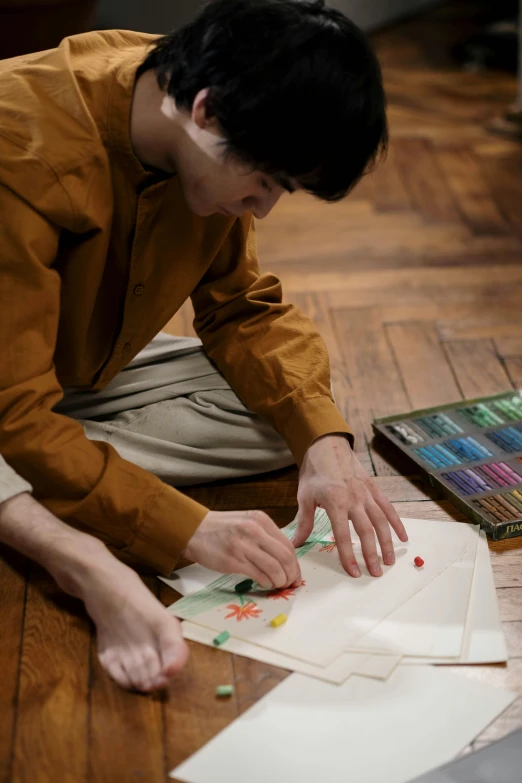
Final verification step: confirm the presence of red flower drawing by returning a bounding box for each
[320,541,337,553]
[225,601,263,621]
[266,580,306,601]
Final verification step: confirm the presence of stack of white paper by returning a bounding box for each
[163,515,506,681]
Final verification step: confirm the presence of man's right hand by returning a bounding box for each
[183,510,301,589]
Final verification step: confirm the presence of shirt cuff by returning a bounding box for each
[282,396,355,466]
[0,456,33,505]
[123,483,209,576]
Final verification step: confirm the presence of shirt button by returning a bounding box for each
[121,342,131,355]
[133,284,145,296]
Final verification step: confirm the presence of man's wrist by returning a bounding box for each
[0,492,108,597]
[309,432,353,450]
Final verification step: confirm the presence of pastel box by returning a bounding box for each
[372,391,522,541]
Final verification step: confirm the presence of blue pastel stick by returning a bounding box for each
[414,448,438,468]
[431,444,457,466]
[424,445,448,467]
[429,447,452,466]
[417,447,444,468]
[433,443,461,465]
[467,437,492,457]
[489,431,518,452]
[447,439,474,460]
[505,427,522,447]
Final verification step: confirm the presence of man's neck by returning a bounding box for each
[130,68,179,175]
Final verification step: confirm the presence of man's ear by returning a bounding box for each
[192,88,220,131]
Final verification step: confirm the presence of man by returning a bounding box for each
[0,0,408,692]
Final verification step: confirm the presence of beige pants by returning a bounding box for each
[54,333,295,486]
[1,334,294,502]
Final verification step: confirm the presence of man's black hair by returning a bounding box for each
[138,0,388,201]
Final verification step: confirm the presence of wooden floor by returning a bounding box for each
[2,2,522,781]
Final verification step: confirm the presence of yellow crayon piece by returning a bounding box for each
[270,613,287,628]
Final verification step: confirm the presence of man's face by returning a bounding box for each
[162,89,296,219]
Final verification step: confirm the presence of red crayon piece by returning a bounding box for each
[414,556,424,568]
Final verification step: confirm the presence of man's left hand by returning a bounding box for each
[294,434,408,578]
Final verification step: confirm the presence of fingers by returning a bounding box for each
[245,511,301,588]
[292,496,316,548]
[350,507,382,577]
[365,499,395,567]
[260,536,301,587]
[374,490,409,542]
[242,542,300,590]
[326,503,361,578]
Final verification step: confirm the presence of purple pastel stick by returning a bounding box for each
[464,469,490,491]
[446,471,475,495]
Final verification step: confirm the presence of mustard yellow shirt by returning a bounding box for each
[0,30,352,574]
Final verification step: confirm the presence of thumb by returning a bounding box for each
[292,496,316,548]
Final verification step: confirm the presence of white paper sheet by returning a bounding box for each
[170,667,516,783]
[160,564,223,597]
[181,621,369,684]
[355,653,403,679]
[171,518,471,667]
[348,524,479,658]
[404,531,507,665]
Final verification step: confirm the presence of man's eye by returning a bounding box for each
[260,178,271,192]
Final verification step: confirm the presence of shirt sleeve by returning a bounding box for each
[191,214,354,465]
[0,182,207,576]
[0,455,32,505]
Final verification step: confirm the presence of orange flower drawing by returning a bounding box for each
[266,580,306,600]
[320,542,337,553]
[225,601,263,621]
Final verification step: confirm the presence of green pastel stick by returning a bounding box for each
[216,685,234,697]
[213,631,230,646]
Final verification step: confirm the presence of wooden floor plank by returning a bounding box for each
[391,500,467,523]
[11,566,91,783]
[504,358,522,389]
[386,321,462,408]
[437,148,509,235]
[366,140,413,212]
[164,642,237,776]
[394,137,461,223]
[438,318,522,342]
[444,339,513,397]
[0,550,27,783]
[87,577,167,783]
[332,307,412,475]
[494,337,522,358]
[498,588,522,622]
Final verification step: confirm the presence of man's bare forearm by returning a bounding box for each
[0,492,107,597]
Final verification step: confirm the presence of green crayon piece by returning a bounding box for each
[213,631,230,646]
[216,685,234,697]
[235,579,254,594]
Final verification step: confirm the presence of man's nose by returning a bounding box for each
[252,189,283,220]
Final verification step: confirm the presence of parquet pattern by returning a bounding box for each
[1,2,521,781]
